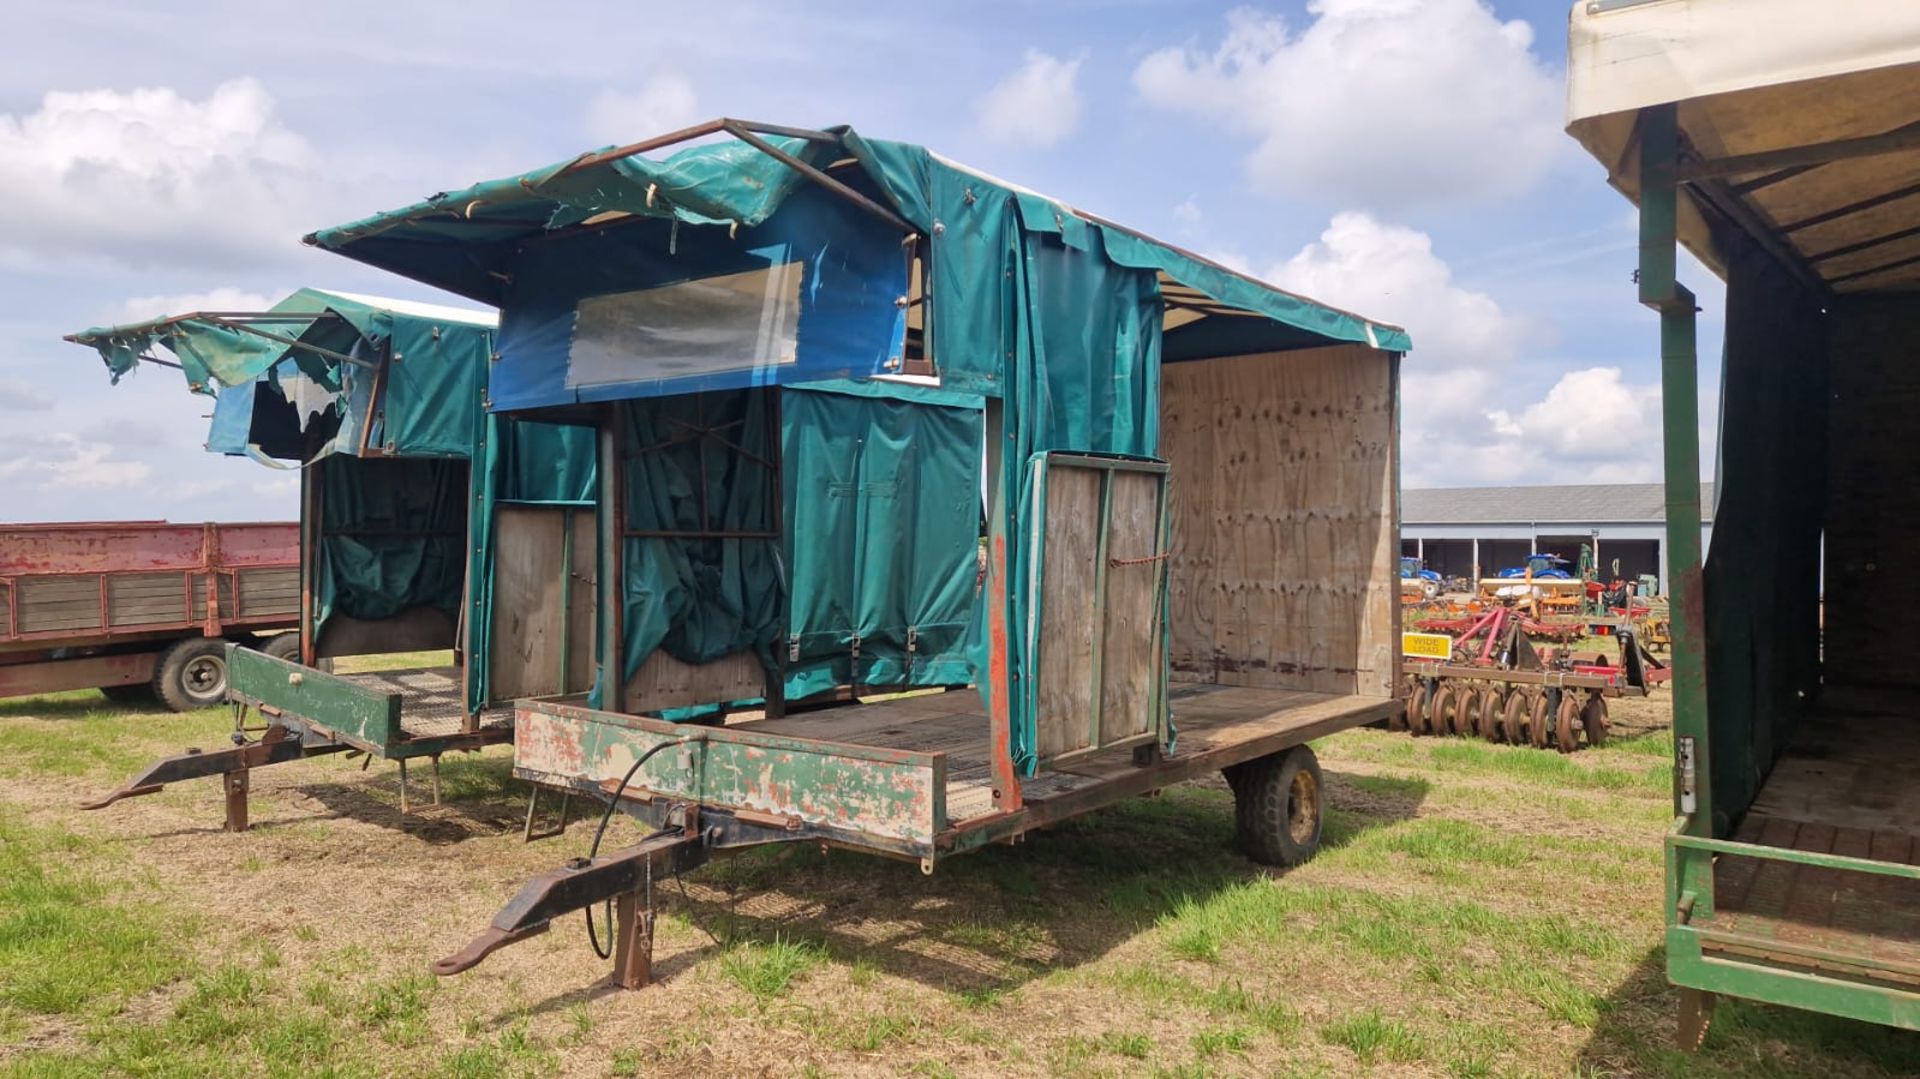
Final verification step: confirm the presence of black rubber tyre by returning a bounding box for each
[100,683,154,704]
[152,638,229,712]
[1228,745,1325,867]
[260,632,301,663]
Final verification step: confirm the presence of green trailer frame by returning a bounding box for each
[1569,0,1920,1040]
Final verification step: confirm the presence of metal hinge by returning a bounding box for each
[1677,735,1697,815]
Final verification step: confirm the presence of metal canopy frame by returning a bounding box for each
[64,310,377,374]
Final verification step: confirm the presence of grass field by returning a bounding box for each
[1,674,1915,1077]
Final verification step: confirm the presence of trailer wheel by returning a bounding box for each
[260,632,300,663]
[1581,694,1609,748]
[153,639,229,712]
[1231,745,1324,867]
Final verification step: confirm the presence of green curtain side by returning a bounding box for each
[315,456,468,630]
[1701,229,1828,836]
[783,386,982,698]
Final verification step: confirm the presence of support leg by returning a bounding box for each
[430,755,442,807]
[223,768,250,833]
[1676,987,1715,1051]
[612,889,655,989]
[398,759,410,815]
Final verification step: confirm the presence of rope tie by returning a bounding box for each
[1109,550,1171,568]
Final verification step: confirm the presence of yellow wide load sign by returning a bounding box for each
[1402,632,1452,659]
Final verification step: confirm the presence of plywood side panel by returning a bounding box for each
[1161,345,1397,698]
[624,647,766,714]
[567,511,597,694]
[1034,466,1103,760]
[1098,470,1162,744]
[1164,365,1218,683]
[490,505,597,702]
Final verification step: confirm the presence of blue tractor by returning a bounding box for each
[1497,553,1575,579]
[1401,555,1443,598]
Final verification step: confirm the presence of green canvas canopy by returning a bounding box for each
[68,291,596,667]
[307,120,1408,772]
[68,288,501,460]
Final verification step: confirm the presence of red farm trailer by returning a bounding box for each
[0,520,299,709]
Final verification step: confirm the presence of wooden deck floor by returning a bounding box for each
[1703,706,1920,988]
[739,682,1394,827]
[339,666,513,741]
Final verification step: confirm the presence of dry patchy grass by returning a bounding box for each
[0,684,1913,1077]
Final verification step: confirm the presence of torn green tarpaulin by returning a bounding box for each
[72,288,497,460]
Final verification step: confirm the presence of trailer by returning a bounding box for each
[71,292,988,831]
[309,118,1409,990]
[0,520,299,709]
[1569,0,1920,1039]
[70,290,597,828]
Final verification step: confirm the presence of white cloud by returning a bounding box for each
[1134,1,1561,208]
[0,432,153,490]
[0,79,320,269]
[0,376,52,411]
[1258,211,1659,484]
[107,287,282,326]
[584,74,702,145]
[1268,211,1528,370]
[976,50,1084,148]
[1489,367,1662,464]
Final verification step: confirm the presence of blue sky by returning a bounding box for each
[0,0,1723,522]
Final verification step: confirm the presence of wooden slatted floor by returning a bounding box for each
[1702,707,1920,987]
[740,683,1394,827]
[338,666,513,741]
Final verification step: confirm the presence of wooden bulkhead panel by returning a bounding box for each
[1160,345,1398,698]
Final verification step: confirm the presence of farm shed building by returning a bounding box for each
[1402,482,1716,589]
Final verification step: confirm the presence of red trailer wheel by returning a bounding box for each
[1555,693,1582,754]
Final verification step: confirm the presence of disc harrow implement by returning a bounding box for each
[1397,606,1667,752]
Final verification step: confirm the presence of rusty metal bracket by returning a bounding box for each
[431,826,710,977]
[80,724,348,811]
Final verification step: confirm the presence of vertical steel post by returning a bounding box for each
[1638,104,1715,899]
[299,463,320,668]
[598,406,626,714]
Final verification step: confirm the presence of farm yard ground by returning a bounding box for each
[1,659,1914,1078]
